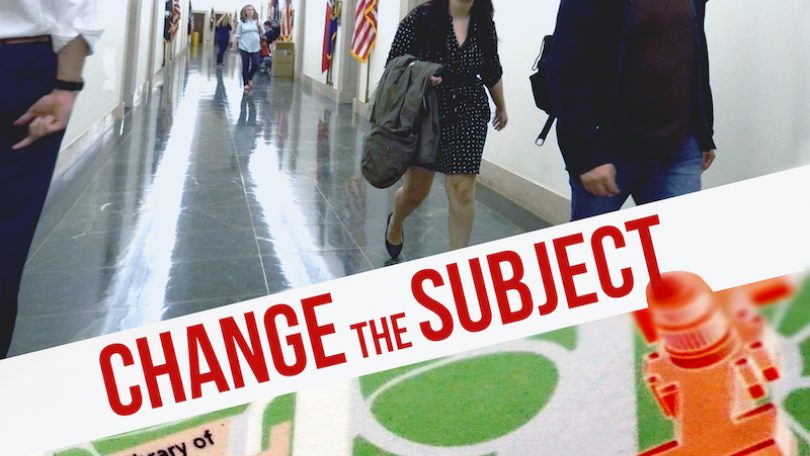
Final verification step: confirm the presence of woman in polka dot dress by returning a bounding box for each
[385,0,507,259]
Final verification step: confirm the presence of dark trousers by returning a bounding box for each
[0,42,63,358]
[216,41,228,64]
[240,50,260,85]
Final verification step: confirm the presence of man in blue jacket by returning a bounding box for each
[549,0,717,220]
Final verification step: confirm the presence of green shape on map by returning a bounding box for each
[92,405,249,455]
[634,331,675,452]
[785,389,810,431]
[530,327,577,351]
[369,353,557,446]
[778,277,810,337]
[361,328,574,401]
[262,394,296,452]
[798,435,810,456]
[55,450,94,456]
[799,337,810,377]
[353,437,401,456]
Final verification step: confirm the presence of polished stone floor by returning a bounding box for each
[9,47,549,356]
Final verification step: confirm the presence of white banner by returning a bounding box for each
[1,165,809,455]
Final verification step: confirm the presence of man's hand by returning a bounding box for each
[12,90,77,150]
[492,108,508,131]
[429,75,442,87]
[702,149,716,171]
[580,163,620,197]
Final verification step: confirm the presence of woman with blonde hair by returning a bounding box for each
[215,13,232,66]
[235,4,262,90]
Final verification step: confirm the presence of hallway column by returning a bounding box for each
[294,0,307,79]
[334,0,359,104]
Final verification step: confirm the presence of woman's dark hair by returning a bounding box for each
[415,0,496,55]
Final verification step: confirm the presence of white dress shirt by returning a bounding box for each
[0,0,104,54]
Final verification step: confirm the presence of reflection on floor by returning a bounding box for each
[10,47,549,357]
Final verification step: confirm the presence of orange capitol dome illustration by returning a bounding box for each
[638,272,796,456]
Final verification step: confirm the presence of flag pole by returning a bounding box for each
[364,53,372,103]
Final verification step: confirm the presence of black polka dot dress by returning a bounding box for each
[387,7,503,175]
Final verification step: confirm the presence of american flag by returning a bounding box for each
[350,0,377,63]
[321,0,339,73]
[170,0,181,37]
[281,0,293,39]
[269,0,280,21]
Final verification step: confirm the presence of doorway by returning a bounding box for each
[192,11,206,46]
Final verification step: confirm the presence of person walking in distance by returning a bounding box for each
[549,0,717,221]
[235,4,262,91]
[0,0,103,358]
[384,0,508,259]
[215,14,233,66]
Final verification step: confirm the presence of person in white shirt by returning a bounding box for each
[0,0,103,358]
[235,4,263,91]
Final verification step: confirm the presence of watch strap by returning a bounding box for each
[54,79,85,92]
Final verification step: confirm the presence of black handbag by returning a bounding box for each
[530,35,555,146]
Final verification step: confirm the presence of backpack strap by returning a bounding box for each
[536,116,556,146]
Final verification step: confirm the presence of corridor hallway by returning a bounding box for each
[9,48,549,357]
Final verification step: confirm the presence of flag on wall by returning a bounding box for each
[281,0,293,39]
[163,0,173,41]
[321,0,340,73]
[350,0,377,63]
[270,0,283,21]
[170,0,181,37]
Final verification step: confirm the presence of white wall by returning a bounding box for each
[61,0,192,155]
[134,0,157,92]
[64,0,130,146]
[480,2,568,197]
[703,0,810,186]
[152,0,167,72]
[302,0,329,84]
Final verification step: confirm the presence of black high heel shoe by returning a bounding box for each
[385,213,404,260]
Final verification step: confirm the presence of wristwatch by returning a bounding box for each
[54,79,85,92]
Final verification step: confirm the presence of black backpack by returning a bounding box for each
[530,35,555,146]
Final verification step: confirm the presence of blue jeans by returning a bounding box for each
[239,50,260,85]
[570,135,704,221]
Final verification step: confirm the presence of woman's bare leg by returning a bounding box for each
[387,167,435,245]
[445,174,477,250]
